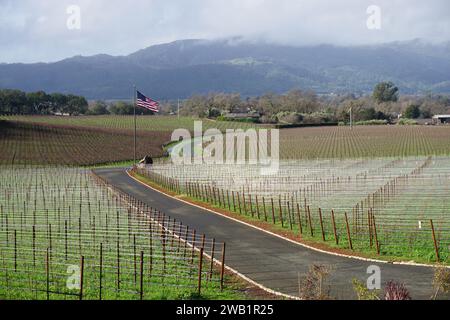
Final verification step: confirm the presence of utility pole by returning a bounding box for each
[349,107,353,129]
[177,99,180,120]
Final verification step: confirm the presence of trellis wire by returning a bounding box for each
[135,156,450,263]
[0,167,228,300]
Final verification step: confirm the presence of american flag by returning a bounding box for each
[136,90,160,113]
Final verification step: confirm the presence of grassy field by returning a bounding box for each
[0,167,245,300]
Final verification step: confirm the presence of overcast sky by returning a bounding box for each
[1,0,449,63]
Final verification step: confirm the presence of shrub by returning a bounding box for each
[217,116,260,123]
[302,112,334,125]
[431,266,450,300]
[208,108,222,118]
[277,112,303,124]
[384,281,411,300]
[404,104,421,119]
[352,279,380,300]
[355,120,388,126]
[398,119,418,125]
[299,264,333,300]
[260,115,277,124]
[86,101,110,115]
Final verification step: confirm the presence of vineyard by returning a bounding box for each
[0,167,242,300]
[2,115,450,272]
[279,126,450,159]
[0,121,170,166]
[0,115,259,133]
[0,116,261,166]
[2,117,450,166]
[134,155,450,264]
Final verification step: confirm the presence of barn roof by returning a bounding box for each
[432,115,450,119]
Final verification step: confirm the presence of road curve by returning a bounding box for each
[94,168,445,300]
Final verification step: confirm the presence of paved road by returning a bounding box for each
[94,168,445,300]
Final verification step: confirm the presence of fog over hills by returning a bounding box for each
[1,38,450,100]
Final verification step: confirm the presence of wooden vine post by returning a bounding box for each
[278,198,284,228]
[197,248,204,295]
[287,202,293,230]
[271,198,276,224]
[296,204,303,235]
[372,212,380,255]
[344,212,353,250]
[99,243,103,300]
[220,243,226,291]
[209,238,216,281]
[46,248,50,300]
[318,208,325,241]
[140,251,144,300]
[260,197,267,222]
[255,195,260,219]
[331,210,338,245]
[430,219,440,262]
[79,255,85,301]
[307,206,313,237]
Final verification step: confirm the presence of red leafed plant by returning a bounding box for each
[384,281,412,300]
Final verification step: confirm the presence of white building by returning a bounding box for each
[432,115,450,125]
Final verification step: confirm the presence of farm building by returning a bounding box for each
[223,112,261,121]
[432,115,450,125]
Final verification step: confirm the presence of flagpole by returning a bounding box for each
[133,85,137,165]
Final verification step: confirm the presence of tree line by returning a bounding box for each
[178,82,450,124]
[2,83,449,123]
[0,89,157,116]
[86,100,155,116]
[0,89,89,116]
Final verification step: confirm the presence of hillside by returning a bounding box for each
[1,39,450,99]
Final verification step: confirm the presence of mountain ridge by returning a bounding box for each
[1,38,449,99]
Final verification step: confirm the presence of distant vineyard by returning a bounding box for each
[166,123,450,162]
[0,115,259,133]
[3,116,450,163]
[0,121,170,166]
[279,126,450,159]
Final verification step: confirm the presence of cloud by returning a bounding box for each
[0,0,449,63]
